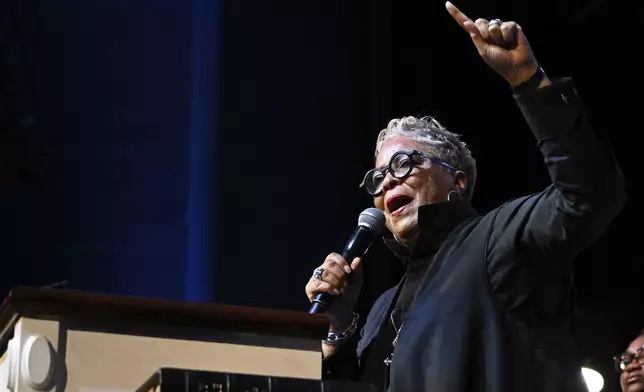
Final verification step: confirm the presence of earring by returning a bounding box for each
[447,189,462,202]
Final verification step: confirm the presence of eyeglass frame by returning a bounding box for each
[359,149,457,197]
[614,344,644,373]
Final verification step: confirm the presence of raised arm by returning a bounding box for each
[488,78,625,264]
[445,2,625,278]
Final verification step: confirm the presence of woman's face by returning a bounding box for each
[373,136,464,243]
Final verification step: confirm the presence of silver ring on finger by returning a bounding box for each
[489,19,502,27]
[312,267,326,281]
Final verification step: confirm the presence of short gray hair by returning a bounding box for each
[374,116,477,199]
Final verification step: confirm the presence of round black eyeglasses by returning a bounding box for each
[359,150,456,197]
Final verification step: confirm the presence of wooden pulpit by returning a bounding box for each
[0,287,329,391]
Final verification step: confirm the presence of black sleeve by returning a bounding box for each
[485,78,626,316]
[321,326,362,380]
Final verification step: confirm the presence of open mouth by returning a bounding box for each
[386,194,414,216]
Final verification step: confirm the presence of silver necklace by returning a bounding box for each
[385,314,404,367]
[390,313,404,347]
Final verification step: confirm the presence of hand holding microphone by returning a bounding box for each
[305,252,363,330]
[305,208,386,329]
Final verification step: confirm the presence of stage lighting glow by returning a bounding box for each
[582,367,604,392]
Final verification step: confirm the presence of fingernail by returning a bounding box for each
[344,266,352,274]
[332,288,340,295]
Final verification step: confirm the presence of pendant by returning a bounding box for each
[383,355,393,389]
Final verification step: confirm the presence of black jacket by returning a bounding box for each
[324,78,626,391]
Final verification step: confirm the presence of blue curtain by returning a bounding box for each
[0,0,219,302]
[185,0,219,302]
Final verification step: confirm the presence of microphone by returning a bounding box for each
[308,207,386,314]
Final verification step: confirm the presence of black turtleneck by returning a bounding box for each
[358,259,433,390]
[358,198,478,390]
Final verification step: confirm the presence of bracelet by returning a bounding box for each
[322,313,359,345]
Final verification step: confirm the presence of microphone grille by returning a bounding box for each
[358,208,386,234]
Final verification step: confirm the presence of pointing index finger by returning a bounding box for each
[445,1,486,50]
[445,1,472,29]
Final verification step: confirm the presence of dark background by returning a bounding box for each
[1,0,642,390]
